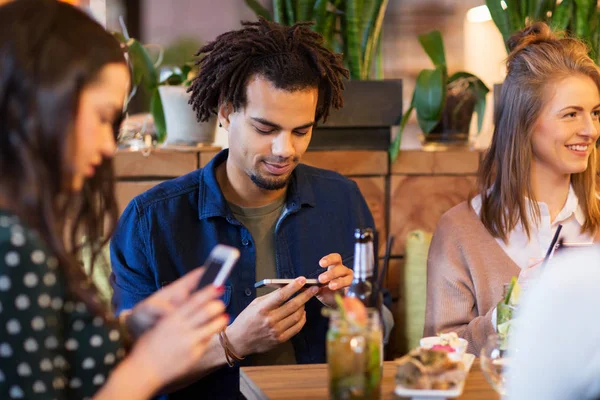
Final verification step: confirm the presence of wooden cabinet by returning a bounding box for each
[389,175,477,256]
[115,181,162,215]
[351,177,387,253]
[113,146,219,213]
[114,150,199,178]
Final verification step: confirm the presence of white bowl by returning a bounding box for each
[419,336,469,356]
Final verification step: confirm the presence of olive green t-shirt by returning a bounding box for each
[229,196,297,365]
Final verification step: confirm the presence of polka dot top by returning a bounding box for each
[0,210,126,399]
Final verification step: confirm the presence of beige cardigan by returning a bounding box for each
[424,202,520,355]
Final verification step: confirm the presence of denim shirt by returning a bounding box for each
[110,149,375,399]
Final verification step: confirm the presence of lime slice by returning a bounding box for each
[497,321,512,351]
[497,320,511,336]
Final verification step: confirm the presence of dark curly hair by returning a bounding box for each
[188,18,349,124]
[0,0,126,317]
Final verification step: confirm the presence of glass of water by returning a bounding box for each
[480,333,510,396]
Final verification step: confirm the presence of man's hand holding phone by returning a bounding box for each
[225,277,319,356]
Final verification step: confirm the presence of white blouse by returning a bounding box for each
[470,185,594,270]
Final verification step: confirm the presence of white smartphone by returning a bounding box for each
[254,278,321,289]
[196,244,240,290]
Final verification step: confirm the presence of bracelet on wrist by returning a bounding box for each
[218,329,245,367]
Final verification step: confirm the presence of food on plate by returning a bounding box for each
[438,332,461,348]
[431,344,454,352]
[420,332,468,356]
[395,347,467,390]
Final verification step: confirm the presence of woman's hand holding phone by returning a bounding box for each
[114,268,228,396]
[125,268,207,339]
[125,244,240,339]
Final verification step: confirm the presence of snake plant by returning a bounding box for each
[486,0,600,63]
[245,0,389,80]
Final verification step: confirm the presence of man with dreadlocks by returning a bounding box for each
[110,18,393,399]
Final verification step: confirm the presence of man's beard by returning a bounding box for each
[248,157,298,191]
[249,172,291,190]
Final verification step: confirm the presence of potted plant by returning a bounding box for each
[244,0,401,151]
[245,0,389,80]
[388,30,489,162]
[115,34,217,145]
[486,0,600,63]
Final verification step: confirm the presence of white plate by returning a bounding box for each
[394,353,476,399]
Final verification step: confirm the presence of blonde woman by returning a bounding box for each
[424,22,600,354]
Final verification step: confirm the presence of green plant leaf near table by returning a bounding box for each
[244,0,390,80]
[114,33,166,142]
[114,34,199,144]
[388,30,489,162]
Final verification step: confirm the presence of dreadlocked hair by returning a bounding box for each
[188,17,349,124]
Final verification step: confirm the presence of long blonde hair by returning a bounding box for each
[475,22,600,241]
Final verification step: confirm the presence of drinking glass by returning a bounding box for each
[480,333,510,396]
[327,309,382,400]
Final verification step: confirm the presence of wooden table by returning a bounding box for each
[240,361,499,400]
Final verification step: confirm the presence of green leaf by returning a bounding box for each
[285,0,296,24]
[356,0,370,56]
[313,0,330,34]
[472,84,488,135]
[296,0,316,21]
[126,38,158,91]
[448,72,490,134]
[343,0,363,79]
[506,0,523,32]
[418,31,446,69]
[414,67,445,134]
[320,0,341,49]
[150,89,166,143]
[180,64,192,78]
[486,0,512,48]
[389,101,414,162]
[160,73,183,86]
[504,276,518,304]
[591,10,600,63]
[534,0,554,21]
[361,0,389,80]
[244,0,273,20]
[574,0,593,38]
[526,0,536,20]
[520,0,527,22]
[543,0,557,22]
[274,0,286,24]
[374,29,384,80]
[551,0,573,31]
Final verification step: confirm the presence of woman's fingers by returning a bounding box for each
[179,285,224,318]
[187,299,227,327]
[192,314,229,343]
[159,268,206,306]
